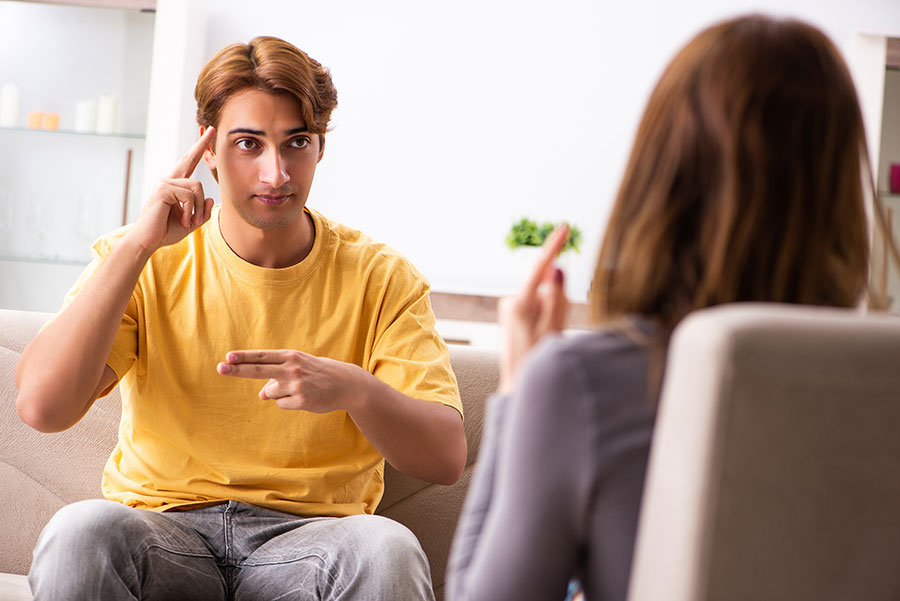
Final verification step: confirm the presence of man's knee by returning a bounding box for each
[343,515,428,567]
[37,499,138,552]
[31,500,224,601]
[343,515,433,599]
[30,500,143,597]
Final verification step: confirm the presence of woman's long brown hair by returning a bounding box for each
[591,15,880,333]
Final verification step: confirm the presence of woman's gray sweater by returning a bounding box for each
[447,323,659,601]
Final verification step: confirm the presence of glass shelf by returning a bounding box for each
[0,125,145,140]
[0,254,90,267]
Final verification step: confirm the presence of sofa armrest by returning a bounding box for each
[0,310,121,576]
[376,344,498,601]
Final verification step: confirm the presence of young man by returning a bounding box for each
[16,36,465,601]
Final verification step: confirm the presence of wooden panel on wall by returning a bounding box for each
[430,291,591,329]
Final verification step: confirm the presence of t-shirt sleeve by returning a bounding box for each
[55,232,139,393]
[366,263,463,418]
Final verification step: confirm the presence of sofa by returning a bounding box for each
[0,309,498,601]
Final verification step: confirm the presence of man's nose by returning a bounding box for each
[259,150,290,188]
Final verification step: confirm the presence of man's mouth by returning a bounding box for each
[255,193,292,206]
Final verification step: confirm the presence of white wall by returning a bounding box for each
[154,0,897,302]
[5,0,898,312]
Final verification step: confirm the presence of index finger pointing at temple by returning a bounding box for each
[169,126,216,179]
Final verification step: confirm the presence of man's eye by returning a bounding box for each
[292,137,310,149]
[236,139,258,150]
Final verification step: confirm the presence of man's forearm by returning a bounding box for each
[15,234,152,432]
[348,375,467,486]
[217,348,468,484]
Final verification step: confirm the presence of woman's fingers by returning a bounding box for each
[539,267,569,333]
[523,225,570,296]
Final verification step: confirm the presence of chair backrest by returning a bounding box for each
[628,303,900,601]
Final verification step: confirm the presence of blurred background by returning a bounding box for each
[1,0,898,344]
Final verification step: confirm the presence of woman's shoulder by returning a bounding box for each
[516,317,659,418]
[531,317,657,375]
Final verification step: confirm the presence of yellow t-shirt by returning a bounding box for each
[63,206,461,517]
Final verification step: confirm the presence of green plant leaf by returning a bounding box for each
[506,218,582,254]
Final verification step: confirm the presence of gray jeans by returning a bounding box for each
[28,499,435,601]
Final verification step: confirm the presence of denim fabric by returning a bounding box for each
[29,499,434,601]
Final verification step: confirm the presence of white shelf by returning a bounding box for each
[15,0,156,11]
[0,255,89,267]
[0,126,145,140]
[0,1,154,312]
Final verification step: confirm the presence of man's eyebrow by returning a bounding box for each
[228,128,265,136]
[227,127,309,136]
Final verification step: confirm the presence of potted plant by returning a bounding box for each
[505,217,582,254]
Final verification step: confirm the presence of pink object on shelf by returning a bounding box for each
[891,163,900,195]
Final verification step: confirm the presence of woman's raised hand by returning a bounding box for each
[498,225,570,394]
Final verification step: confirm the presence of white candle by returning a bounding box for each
[74,99,97,132]
[97,94,117,134]
[0,83,20,128]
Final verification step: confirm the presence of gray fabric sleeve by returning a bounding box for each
[446,336,592,601]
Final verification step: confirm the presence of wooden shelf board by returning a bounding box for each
[430,291,591,329]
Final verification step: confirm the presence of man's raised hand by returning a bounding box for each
[129,127,216,254]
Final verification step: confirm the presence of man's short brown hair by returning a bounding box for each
[195,36,338,134]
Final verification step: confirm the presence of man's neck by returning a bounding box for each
[218,204,316,269]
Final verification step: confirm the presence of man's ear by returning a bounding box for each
[317,134,325,164]
[201,126,217,170]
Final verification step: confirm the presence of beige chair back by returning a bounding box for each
[628,303,900,601]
